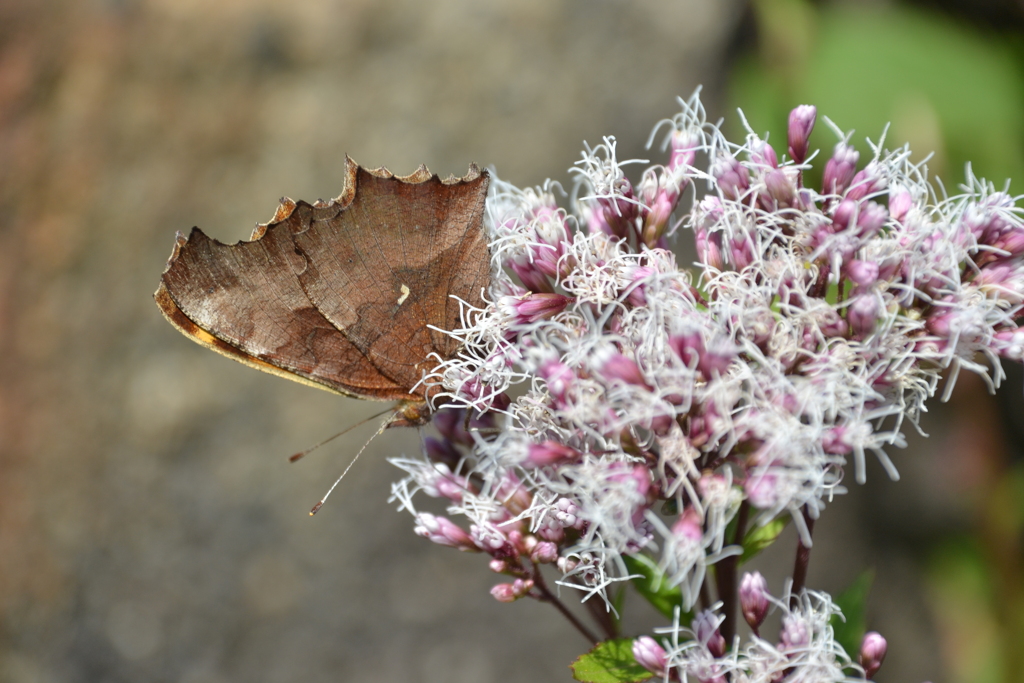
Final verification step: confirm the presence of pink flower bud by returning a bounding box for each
[693,610,726,657]
[489,578,533,603]
[669,129,700,173]
[713,152,749,200]
[823,142,859,196]
[414,513,477,551]
[698,337,737,379]
[729,233,756,270]
[501,292,572,325]
[624,265,658,307]
[471,523,515,558]
[525,441,580,467]
[489,558,508,573]
[745,471,779,509]
[990,226,1024,259]
[975,258,1024,304]
[831,198,857,231]
[856,202,888,239]
[539,359,575,406]
[925,309,956,338]
[632,636,668,678]
[739,572,770,630]
[596,350,649,387]
[964,192,1015,243]
[787,105,816,164]
[821,425,854,455]
[845,162,886,201]
[509,253,554,293]
[554,497,582,530]
[669,328,705,369]
[490,583,518,602]
[556,555,578,573]
[848,293,881,338]
[588,180,639,239]
[846,259,880,287]
[764,168,796,208]
[750,138,778,169]
[780,614,810,650]
[995,328,1024,360]
[888,189,913,223]
[672,507,703,543]
[859,631,887,679]
[530,540,559,564]
[696,227,724,270]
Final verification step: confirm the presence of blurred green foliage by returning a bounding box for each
[730,0,1024,190]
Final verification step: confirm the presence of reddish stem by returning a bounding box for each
[789,507,816,607]
[531,565,600,645]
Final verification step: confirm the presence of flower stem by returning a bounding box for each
[715,500,749,644]
[531,565,600,645]
[789,507,816,607]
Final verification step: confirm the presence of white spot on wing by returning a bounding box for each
[397,284,410,306]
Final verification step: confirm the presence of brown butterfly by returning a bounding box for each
[154,157,491,428]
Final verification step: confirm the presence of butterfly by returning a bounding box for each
[155,157,491,428]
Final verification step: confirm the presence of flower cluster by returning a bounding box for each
[388,89,1024,673]
[631,576,887,682]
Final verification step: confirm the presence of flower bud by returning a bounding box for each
[525,441,580,467]
[623,265,657,307]
[822,142,859,196]
[848,293,881,338]
[856,202,888,239]
[859,631,887,679]
[713,152,749,201]
[780,613,810,650]
[490,578,533,603]
[846,259,880,287]
[739,572,770,630]
[888,188,913,223]
[831,198,857,231]
[632,637,669,677]
[696,227,724,270]
[595,349,649,387]
[787,104,816,164]
[749,137,778,169]
[509,253,554,293]
[745,470,779,509]
[692,610,726,657]
[539,359,575,406]
[995,328,1024,360]
[669,128,700,173]
[414,513,477,551]
[698,336,737,379]
[501,292,572,325]
[845,161,886,201]
[471,523,516,558]
[530,540,559,564]
[764,168,796,208]
[672,507,704,544]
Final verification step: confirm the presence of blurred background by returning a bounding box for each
[1,1,1023,682]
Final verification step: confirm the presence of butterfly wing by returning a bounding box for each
[292,163,491,396]
[155,159,490,404]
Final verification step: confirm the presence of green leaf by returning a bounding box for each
[622,554,690,622]
[830,569,874,659]
[739,516,790,564]
[570,639,654,683]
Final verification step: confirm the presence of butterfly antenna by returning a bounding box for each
[289,407,394,463]
[309,411,395,516]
